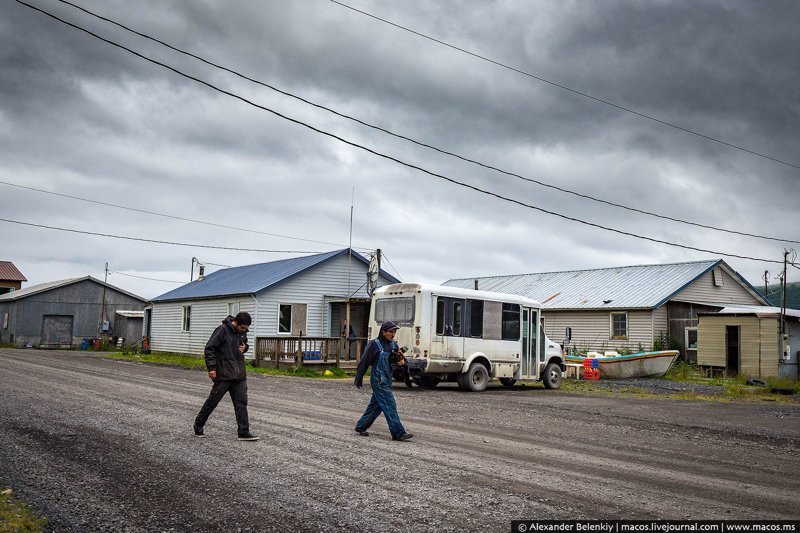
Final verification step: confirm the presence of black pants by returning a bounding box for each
[195,379,250,435]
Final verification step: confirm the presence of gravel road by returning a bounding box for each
[1,348,799,532]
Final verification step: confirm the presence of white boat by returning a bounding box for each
[565,350,680,379]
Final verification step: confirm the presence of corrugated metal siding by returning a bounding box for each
[698,316,726,367]
[672,268,763,306]
[445,260,720,309]
[150,298,256,356]
[759,318,780,378]
[653,306,668,335]
[543,309,657,352]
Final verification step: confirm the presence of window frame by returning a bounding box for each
[181,305,191,332]
[501,303,521,341]
[610,312,628,340]
[278,303,292,334]
[227,302,240,317]
[685,326,698,355]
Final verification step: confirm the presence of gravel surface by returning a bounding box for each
[1,348,799,532]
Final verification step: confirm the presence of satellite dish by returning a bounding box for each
[367,254,379,295]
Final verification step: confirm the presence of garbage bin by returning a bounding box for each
[80,338,90,350]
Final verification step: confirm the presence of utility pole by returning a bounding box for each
[345,189,354,360]
[780,250,789,362]
[190,257,197,282]
[763,270,769,302]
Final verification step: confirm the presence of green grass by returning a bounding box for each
[0,489,47,532]
[100,351,355,379]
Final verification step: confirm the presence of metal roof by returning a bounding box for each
[116,310,145,318]
[0,261,27,282]
[444,259,756,310]
[0,276,146,303]
[151,249,400,302]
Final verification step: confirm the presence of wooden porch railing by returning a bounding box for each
[254,334,368,369]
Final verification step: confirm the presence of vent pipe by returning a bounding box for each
[198,264,205,281]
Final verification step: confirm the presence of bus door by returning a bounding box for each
[434,295,465,358]
[521,307,539,379]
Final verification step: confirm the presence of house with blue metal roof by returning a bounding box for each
[444,259,768,362]
[147,249,399,356]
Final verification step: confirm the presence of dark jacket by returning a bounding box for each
[354,336,397,388]
[204,316,249,380]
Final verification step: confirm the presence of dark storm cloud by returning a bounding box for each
[1,0,797,297]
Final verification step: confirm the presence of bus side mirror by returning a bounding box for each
[565,327,572,342]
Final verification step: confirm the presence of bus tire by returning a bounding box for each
[465,362,489,392]
[414,375,441,389]
[500,378,517,388]
[542,363,562,390]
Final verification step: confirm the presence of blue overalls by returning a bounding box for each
[355,339,407,439]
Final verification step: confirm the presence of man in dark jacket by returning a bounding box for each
[354,321,413,441]
[194,312,259,441]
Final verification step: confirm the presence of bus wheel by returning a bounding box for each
[542,363,562,389]
[465,363,489,392]
[500,378,517,388]
[414,375,441,389]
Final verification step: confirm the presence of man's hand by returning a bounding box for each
[239,342,246,353]
[208,370,217,380]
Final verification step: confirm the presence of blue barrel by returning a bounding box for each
[80,338,89,350]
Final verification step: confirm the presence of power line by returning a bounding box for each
[109,271,183,284]
[0,216,325,254]
[14,1,783,265]
[0,180,374,251]
[49,0,799,246]
[329,0,800,172]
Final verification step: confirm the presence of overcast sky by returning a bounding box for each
[2,0,798,299]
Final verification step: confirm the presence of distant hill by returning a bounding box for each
[755,281,800,310]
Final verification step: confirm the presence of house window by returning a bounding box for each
[279,304,292,334]
[182,306,191,332]
[501,303,520,341]
[228,302,239,317]
[2,313,8,329]
[685,327,698,356]
[610,312,627,339]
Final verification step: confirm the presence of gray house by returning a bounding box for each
[148,249,399,356]
[445,259,768,362]
[0,276,148,348]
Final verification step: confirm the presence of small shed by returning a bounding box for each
[115,310,145,346]
[697,306,800,379]
[0,276,147,348]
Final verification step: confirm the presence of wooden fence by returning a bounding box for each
[254,335,368,369]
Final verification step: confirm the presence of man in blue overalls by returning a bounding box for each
[354,321,413,441]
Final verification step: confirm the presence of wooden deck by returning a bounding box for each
[254,335,366,369]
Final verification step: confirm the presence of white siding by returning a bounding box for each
[673,267,762,306]
[653,306,668,335]
[151,297,255,356]
[543,309,658,353]
[254,254,389,338]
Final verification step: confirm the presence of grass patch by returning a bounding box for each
[0,489,47,532]
[98,351,354,379]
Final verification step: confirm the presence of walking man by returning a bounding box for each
[194,312,259,441]
[354,321,413,441]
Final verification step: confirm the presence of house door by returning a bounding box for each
[725,325,740,377]
[41,315,73,346]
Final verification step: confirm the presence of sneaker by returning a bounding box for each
[237,432,260,441]
[355,429,369,437]
[193,424,206,438]
[392,433,414,441]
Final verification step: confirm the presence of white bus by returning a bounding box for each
[368,283,565,392]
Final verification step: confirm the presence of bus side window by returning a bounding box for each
[468,299,483,338]
[436,298,445,335]
[452,301,462,336]
[502,303,521,340]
